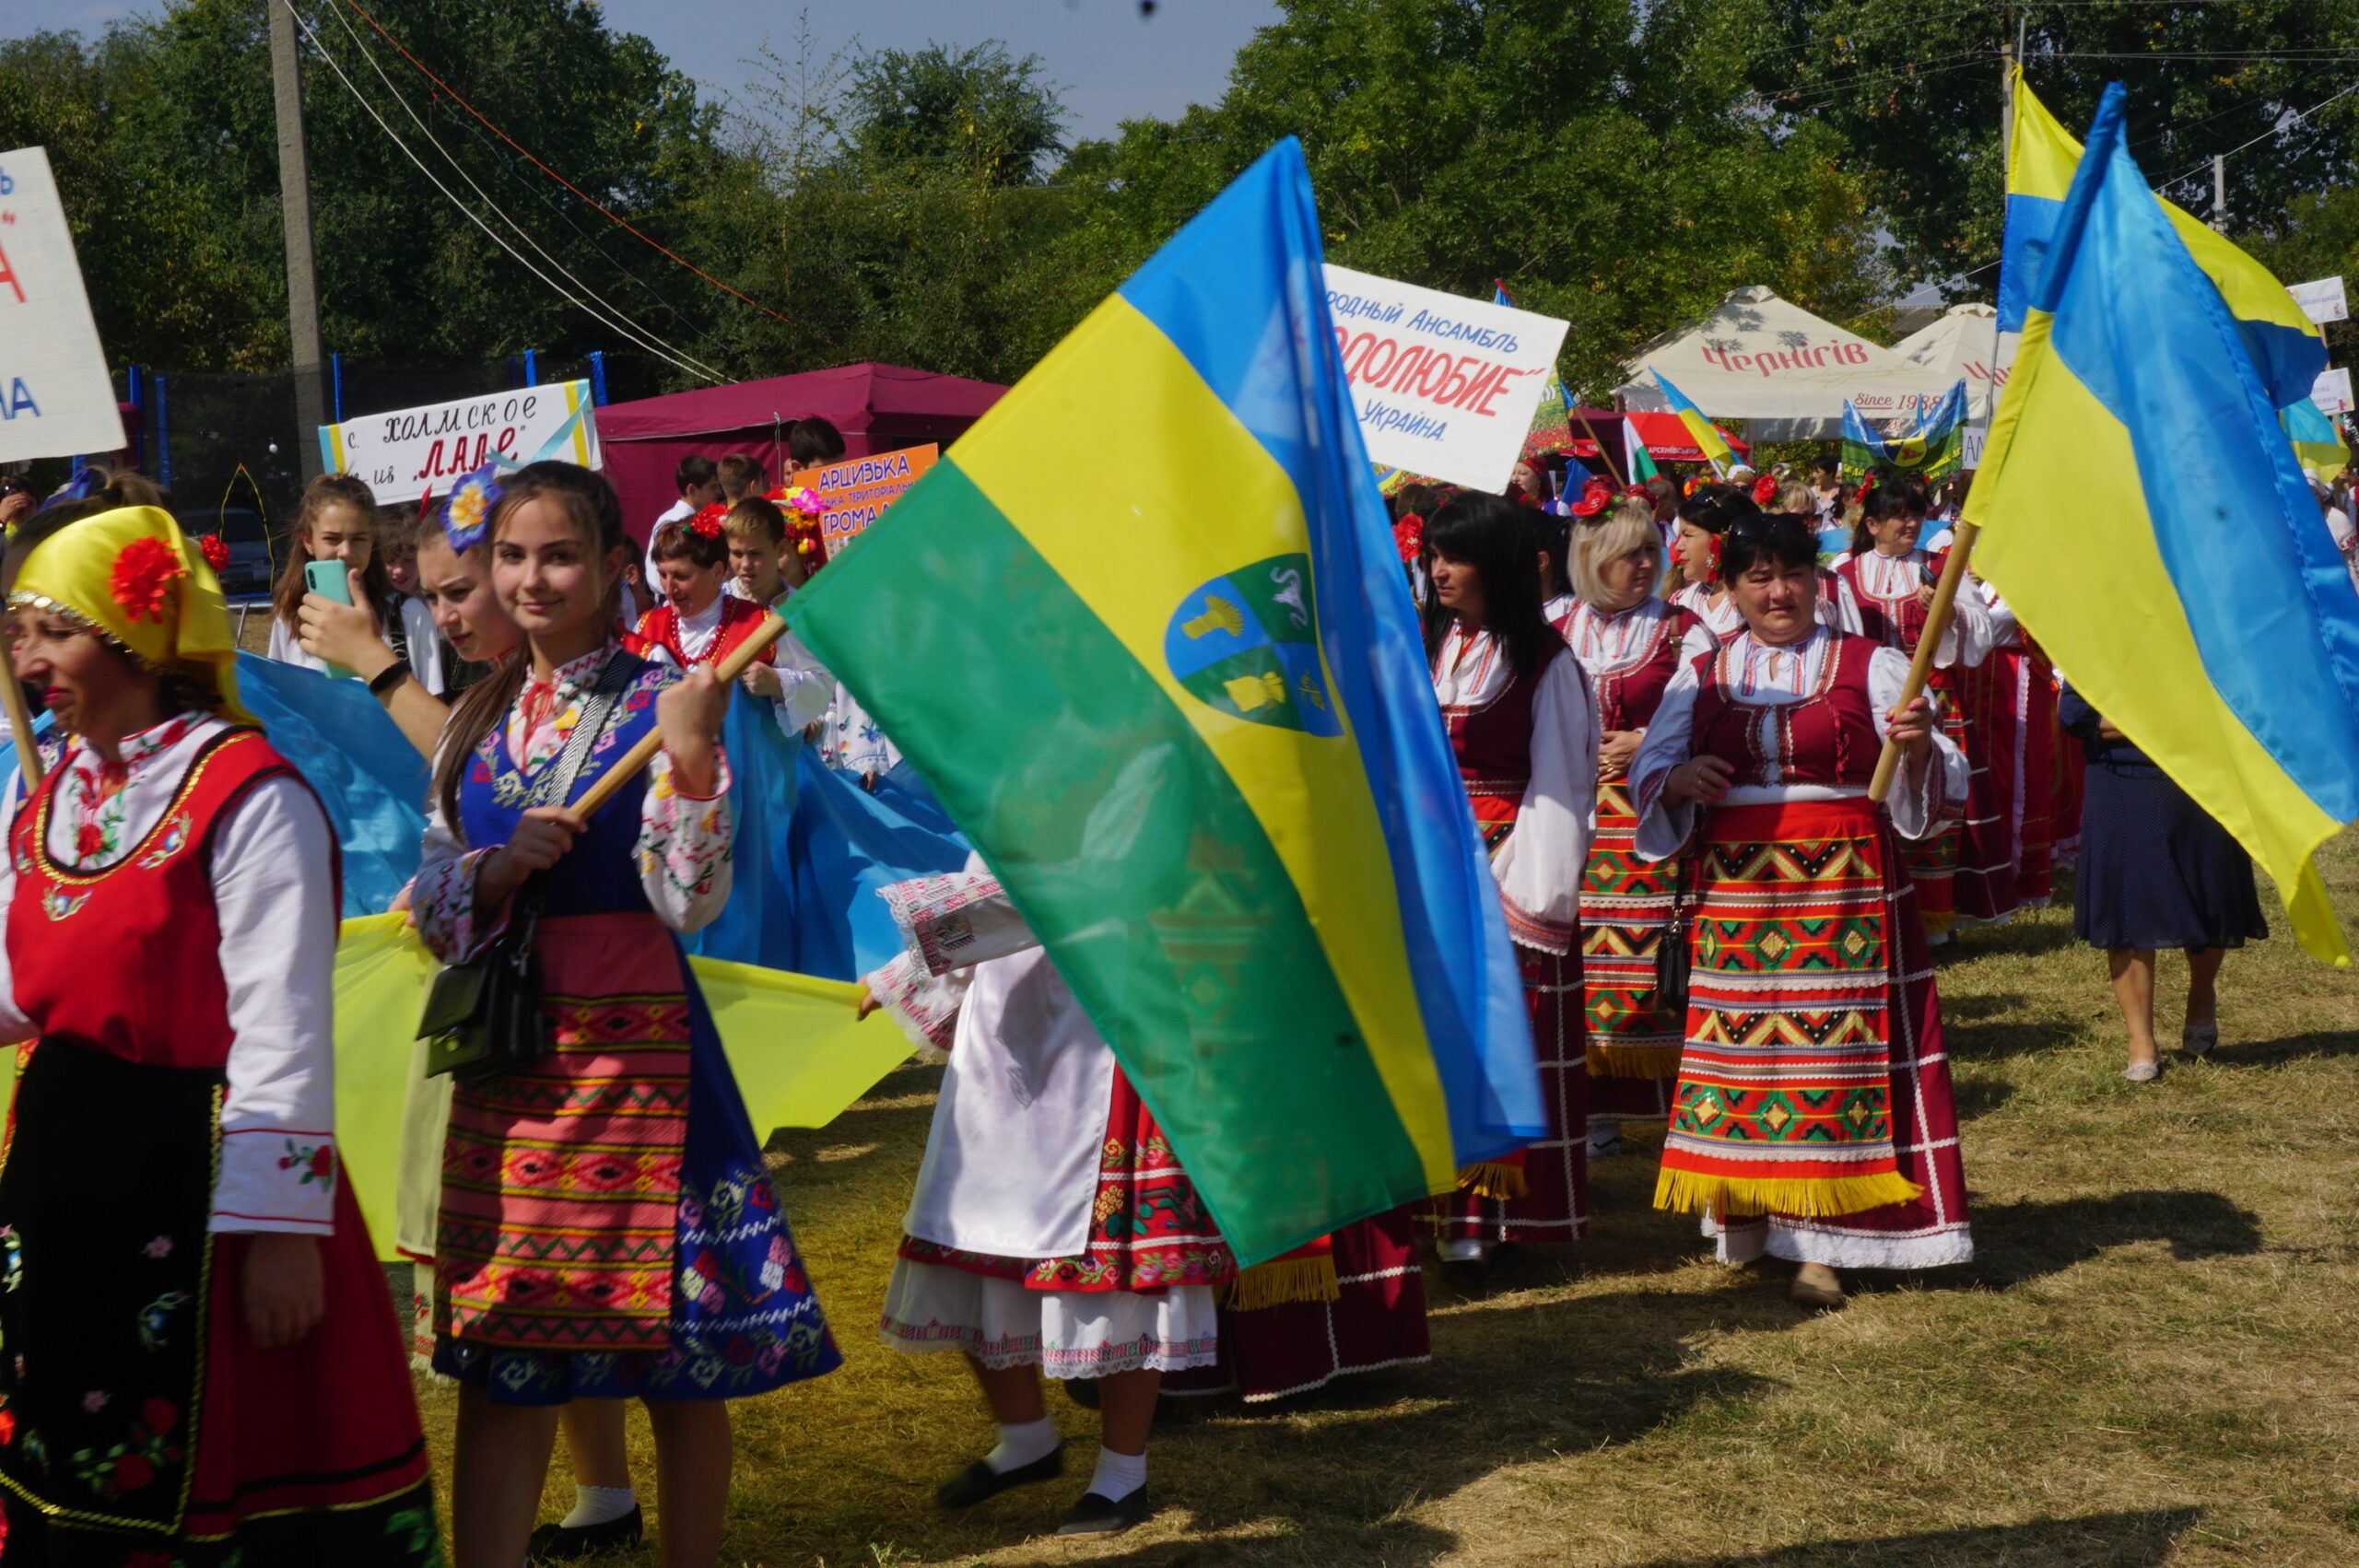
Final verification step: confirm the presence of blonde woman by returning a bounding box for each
[1563,499,1715,1154]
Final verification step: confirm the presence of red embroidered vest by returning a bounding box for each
[8,729,312,1071]
[1689,634,1884,791]
[1585,604,1702,734]
[1837,549,1943,653]
[629,594,769,668]
[1439,637,1564,844]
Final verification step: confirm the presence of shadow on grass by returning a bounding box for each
[1955,1188,2261,1291]
[1622,1506,2201,1568]
[2209,1029,2359,1067]
[1941,989,2092,1062]
[1947,1071,2016,1122]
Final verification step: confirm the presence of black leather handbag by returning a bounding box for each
[418,652,636,1080]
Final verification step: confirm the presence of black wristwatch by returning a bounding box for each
[368,657,413,696]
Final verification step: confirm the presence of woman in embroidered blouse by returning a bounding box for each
[1562,497,1715,1155]
[1829,479,1996,942]
[1670,486,1861,644]
[1421,491,1599,1274]
[0,502,437,1564]
[633,513,775,671]
[1630,511,1973,1309]
[412,462,839,1568]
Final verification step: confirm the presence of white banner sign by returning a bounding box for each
[1323,264,1569,493]
[0,146,127,463]
[2311,366,2353,416]
[319,380,601,505]
[1964,422,1989,471]
[2289,275,2347,326]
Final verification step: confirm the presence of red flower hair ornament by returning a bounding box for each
[1392,513,1426,563]
[198,534,231,573]
[110,535,187,624]
[1752,474,1780,507]
[689,502,728,539]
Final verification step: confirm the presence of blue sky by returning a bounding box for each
[1,0,1284,143]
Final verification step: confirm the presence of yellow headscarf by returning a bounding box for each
[8,504,254,724]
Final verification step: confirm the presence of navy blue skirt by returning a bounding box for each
[2072,763,2268,952]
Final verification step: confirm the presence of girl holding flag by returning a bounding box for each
[411,462,839,1568]
[1632,511,1974,1308]
[1422,491,1600,1272]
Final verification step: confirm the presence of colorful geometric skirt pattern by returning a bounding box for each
[1579,781,1685,1082]
[1655,799,1972,1270]
[1422,944,1588,1244]
[433,913,839,1403]
[893,1067,1235,1293]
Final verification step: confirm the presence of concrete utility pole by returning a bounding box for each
[269,0,328,481]
[2212,155,2228,233]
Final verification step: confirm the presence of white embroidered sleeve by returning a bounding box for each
[1490,655,1599,954]
[770,631,836,732]
[864,949,976,1055]
[635,747,735,931]
[1869,646,1969,840]
[1628,659,1706,862]
[413,770,504,964]
[1819,571,1866,635]
[209,776,341,1235]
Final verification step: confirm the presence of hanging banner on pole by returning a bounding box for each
[2310,366,2353,416]
[0,147,129,464]
[2288,276,2348,326]
[319,379,602,504]
[1323,264,1570,493]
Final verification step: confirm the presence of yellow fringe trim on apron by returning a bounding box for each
[1457,1161,1529,1201]
[1652,1166,1924,1220]
[1221,1253,1341,1311]
[1585,1040,1682,1079]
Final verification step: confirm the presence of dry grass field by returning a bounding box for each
[416,834,2359,1568]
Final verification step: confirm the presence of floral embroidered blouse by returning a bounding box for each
[0,713,344,1236]
[413,641,735,961]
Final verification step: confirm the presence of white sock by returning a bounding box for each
[558,1484,636,1528]
[1440,1237,1487,1263]
[1088,1445,1147,1503]
[984,1415,1060,1475]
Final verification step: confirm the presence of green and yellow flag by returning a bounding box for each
[786,139,1545,1264]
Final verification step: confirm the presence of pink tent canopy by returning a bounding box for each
[597,362,1006,540]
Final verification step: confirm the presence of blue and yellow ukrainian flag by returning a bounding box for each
[786,138,1545,1263]
[1969,84,2359,965]
[1649,369,1739,475]
[1998,66,2326,410]
[2281,397,2350,487]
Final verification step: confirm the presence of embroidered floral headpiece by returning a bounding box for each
[8,505,252,722]
[442,462,503,553]
[1621,484,1653,502]
[690,502,729,539]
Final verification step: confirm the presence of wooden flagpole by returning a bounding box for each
[569,612,785,818]
[1866,522,1978,803]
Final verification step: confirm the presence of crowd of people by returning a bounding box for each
[0,422,2313,1565]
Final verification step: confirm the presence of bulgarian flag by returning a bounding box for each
[787,140,1547,1264]
[1623,417,1661,483]
[1650,369,1738,475]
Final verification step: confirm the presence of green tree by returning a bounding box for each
[1754,0,2359,288]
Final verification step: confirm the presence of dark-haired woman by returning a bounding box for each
[411,462,838,1568]
[1631,511,1973,1308]
[1670,486,1860,645]
[1831,481,1995,942]
[0,503,436,1563]
[1421,491,1600,1270]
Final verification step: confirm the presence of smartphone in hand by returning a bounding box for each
[302,559,357,678]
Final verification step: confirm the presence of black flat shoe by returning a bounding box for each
[1058,1488,1153,1535]
[527,1504,643,1562]
[935,1443,1065,1509]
